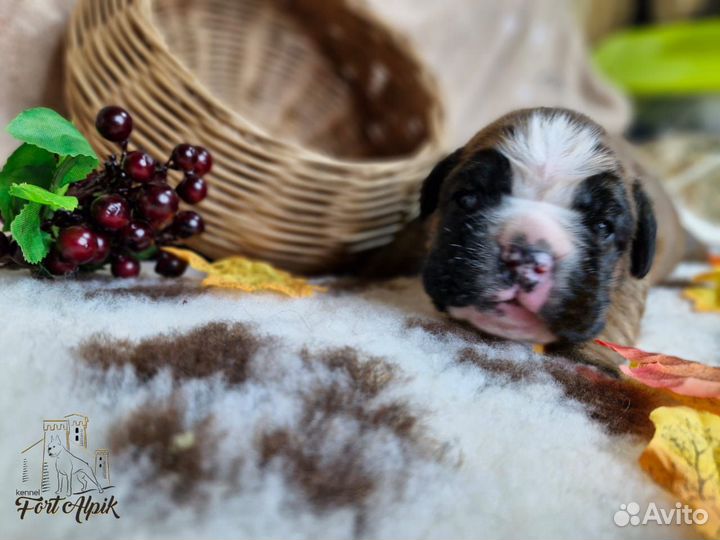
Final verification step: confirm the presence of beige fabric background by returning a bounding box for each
[0,0,75,157]
[367,0,630,147]
[0,0,628,157]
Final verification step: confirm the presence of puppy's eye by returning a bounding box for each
[594,220,615,239]
[455,191,482,211]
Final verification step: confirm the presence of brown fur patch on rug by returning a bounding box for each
[301,347,398,398]
[110,398,224,502]
[455,346,665,439]
[86,323,437,527]
[405,316,505,345]
[84,283,205,301]
[260,347,430,535]
[78,322,265,383]
[404,316,665,439]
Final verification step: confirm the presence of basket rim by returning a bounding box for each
[138,0,445,167]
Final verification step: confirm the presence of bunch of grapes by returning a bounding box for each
[0,106,211,278]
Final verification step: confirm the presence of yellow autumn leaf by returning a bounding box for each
[640,406,720,539]
[163,247,325,298]
[684,267,720,313]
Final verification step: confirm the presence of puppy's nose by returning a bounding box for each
[500,244,554,292]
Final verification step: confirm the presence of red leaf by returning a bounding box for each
[596,340,720,398]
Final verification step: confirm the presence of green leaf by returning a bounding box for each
[134,245,159,261]
[10,202,51,264]
[0,143,56,230]
[6,108,98,160]
[54,154,98,189]
[9,183,78,211]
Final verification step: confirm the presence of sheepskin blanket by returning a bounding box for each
[0,263,717,539]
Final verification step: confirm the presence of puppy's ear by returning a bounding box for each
[630,181,657,279]
[420,148,463,219]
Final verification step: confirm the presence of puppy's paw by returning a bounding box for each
[545,342,623,378]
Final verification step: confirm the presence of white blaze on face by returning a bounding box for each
[495,110,618,260]
[498,111,616,208]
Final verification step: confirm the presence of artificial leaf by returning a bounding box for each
[134,245,159,261]
[10,202,50,264]
[639,407,720,539]
[163,247,325,298]
[684,268,720,313]
[597,340,720,398]
[0,143,56,230]
[54,154,99,188]
[6,108,97,160]
[9,183,78,211]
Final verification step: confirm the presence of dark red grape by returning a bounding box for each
[0,234,10,260]
[91,194,130,231]
[172,211,205,238]
[57,226,98,265]
[44,251,77,276]
[40,219,54,233]
[96,106,133,142]
[9,106,211,281]
[111,254,141,278]
[176,176,208,204]
[138,184,179,225]
[121,220,154,252]
[124,151,156,182]
[194,147,213,176]
[90,232,111,265]
[53,210,85,228]
[155,250,188,277]
[171,144,198,172]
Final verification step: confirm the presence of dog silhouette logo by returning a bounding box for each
[46,433,104,496]
[15,413,120,522]
[19,414,111,496]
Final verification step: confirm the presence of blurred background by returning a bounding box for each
[368,0,720,255]
[582,0,720,253]
[0,0,718,266]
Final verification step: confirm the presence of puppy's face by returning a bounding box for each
[421,109,656,344]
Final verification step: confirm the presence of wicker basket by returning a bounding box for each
[65,0,443,273]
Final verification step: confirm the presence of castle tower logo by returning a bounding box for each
[15,413,120,523]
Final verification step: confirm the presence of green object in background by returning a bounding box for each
[595,18,720,96]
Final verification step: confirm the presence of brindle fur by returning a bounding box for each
[363,108,683,372]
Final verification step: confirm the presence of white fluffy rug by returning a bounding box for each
[1,263,717,540]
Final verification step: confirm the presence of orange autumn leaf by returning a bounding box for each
[162,247,325,298]
[640,407,720,539]
[596,341,720,398]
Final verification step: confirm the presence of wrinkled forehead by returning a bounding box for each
[495,111,620,206]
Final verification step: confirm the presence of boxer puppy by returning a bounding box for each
[418,108,663,369]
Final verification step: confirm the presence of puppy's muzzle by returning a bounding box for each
[500,243,554,293]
